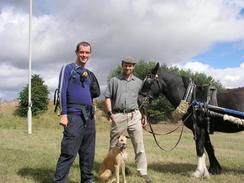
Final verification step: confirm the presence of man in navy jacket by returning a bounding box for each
[53,41,100,183]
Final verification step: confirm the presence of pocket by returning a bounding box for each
[61,128,76,156]
[136,110,142,119]
[111,113,120,123]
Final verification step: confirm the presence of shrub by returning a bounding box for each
[17,74,49,117]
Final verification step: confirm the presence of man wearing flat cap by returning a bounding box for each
[104,56,152,183]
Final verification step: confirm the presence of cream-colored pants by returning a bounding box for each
[110,110,148,175]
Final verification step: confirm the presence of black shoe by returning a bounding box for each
[141,175,152,183]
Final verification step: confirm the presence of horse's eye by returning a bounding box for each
[150,74,156,78]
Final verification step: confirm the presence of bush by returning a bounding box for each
[147,96,174,123]
[17,74,49,117]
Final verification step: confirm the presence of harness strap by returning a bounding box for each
[54,88,60,114]
[183,79,193,101]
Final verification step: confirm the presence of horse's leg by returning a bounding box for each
[204,133,222,174]
[192,125,210,179]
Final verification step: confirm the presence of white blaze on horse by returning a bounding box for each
[138,63,244,179]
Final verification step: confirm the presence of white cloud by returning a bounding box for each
[177,61,244,88]
[179,62,210,73]
[0,0,244,100]
[0,63,27,100]
[0,63,27,88]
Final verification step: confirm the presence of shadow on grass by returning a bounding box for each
[17,167,76,183]
[73,160,138,182]
[73,160,106,182]
[149,162,244,175]
[18,160,124,183]
[149,162,196,175]
[221,166,244,174]
[17,162,243,182]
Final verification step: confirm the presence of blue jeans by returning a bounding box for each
[53,114,96,183]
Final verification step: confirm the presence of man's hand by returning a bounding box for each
[107,111,114,122]
[141,114,148,128]
[105,98,114,122]
[60,114,68,127]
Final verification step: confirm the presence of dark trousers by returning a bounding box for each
[53,114,96,183]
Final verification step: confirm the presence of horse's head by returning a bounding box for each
[138,63,165,107]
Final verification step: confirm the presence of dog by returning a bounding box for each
[99,135,129,183]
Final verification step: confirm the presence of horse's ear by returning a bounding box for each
[151,62,160,75]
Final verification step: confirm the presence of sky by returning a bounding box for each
[0,0,244,101]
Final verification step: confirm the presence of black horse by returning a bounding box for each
[138,63,244,178]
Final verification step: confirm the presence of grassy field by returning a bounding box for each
[0,102,244,183]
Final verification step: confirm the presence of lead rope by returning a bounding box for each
[143,122,183,135]
[147,112,192,152]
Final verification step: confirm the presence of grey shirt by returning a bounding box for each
[104,74,142,111]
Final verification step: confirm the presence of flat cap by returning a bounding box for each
[122,56,136,64]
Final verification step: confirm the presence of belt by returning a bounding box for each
[67,104,94,123]
[113,109,137,113]
[67,103,92,110]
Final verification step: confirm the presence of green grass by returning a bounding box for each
[0,102,244,183]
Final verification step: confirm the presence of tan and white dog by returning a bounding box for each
[99,135,128,183]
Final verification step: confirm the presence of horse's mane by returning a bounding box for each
[159,68,244,94]
[159,68,190,89]
[224,87,244,92]
[181,76,191,89]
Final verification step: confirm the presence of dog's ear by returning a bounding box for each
[125,135,130,139]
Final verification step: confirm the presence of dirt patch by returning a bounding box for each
[0,100,18,113]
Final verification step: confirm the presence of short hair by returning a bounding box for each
[75,41,92,53]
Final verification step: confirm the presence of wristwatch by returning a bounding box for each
[107,111,113,117]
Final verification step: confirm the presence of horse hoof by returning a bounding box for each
[191,169,210,179]
[204,171,210,180]
[209,167,222,175]
[191,169,202,178]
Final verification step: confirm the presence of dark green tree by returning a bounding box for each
[17,74,49,117]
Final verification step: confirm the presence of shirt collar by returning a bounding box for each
[118,74,136,81]
[74,63,86,71]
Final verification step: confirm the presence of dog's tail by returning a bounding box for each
[99,169,112,182]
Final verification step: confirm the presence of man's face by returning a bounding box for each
[76,45,91,65]
[122,62,135,76]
